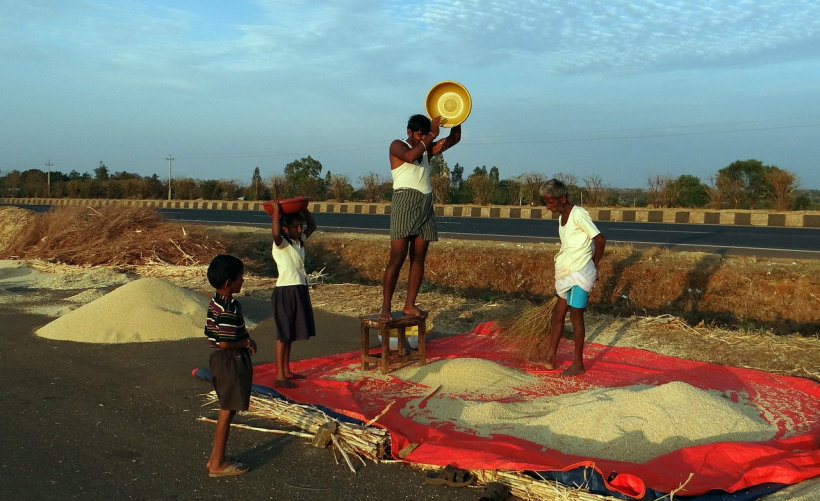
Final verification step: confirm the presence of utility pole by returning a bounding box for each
[166,154,174,200]
[45,159,52,198]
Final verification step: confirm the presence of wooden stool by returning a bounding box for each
[360,312,427,375]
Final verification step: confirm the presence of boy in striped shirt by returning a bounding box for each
[204,254,257,477]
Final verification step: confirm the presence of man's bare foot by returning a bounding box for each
[286,373,306,380]
[540,360,558,371]
[402,305,427,318]
[561,362,586,377]
[379,308,393,322]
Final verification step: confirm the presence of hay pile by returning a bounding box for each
[398,360,776,464]
[0,207,34,256]
[36,277,211,343]
[2,205,224,267]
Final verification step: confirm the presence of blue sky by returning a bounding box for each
[2,0,819,189]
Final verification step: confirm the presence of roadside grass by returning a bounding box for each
[3,205,819,336]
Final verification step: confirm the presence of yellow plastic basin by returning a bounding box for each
[425,81,471,128]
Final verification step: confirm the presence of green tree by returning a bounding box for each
[94,162,109,181]
[670,175,708,207]
[429,155,451,204]
[201,180,223,200]
[717,159,771,209]
[284,156,324,199]
[466,166,497,205]
[499,178,521,205]
[430,155,449,178]
[449,163,466,203]
[249,167,264,201]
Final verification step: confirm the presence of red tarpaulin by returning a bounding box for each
[240,322,820,498]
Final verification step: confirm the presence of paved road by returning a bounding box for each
[6,204,820,258]
[165,208,820,259]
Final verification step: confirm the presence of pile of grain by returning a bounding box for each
[394,358,540,398]
[36,277,211,344]
[399,361,776,463]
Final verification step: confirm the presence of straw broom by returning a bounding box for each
[495,296,558,360]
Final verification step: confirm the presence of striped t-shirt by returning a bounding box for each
[204,293,249,349]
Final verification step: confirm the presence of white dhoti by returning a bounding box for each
[555,259,597,298]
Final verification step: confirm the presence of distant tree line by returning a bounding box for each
[2,157,816,210]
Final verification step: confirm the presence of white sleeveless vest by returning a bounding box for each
[391,140,432,194]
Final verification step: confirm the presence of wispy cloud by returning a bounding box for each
[1,0,818,185]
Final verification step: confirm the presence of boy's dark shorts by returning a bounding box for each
[209,348,252,411]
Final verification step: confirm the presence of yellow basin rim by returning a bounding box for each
[425,81,471,127]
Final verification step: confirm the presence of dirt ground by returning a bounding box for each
[3,259,819,500]
[2,204,819,500]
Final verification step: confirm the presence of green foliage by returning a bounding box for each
[466,166,498,205]
[670,174,708,207]
[284,156,324,199]
[247,167,264,201]
[430,155,449,178]
[717,159,773,209]
[200,180,223,199]
[94,163,109,181]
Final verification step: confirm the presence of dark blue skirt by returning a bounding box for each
[270,284,315,343]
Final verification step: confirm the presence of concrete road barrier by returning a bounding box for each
[3,197,819,228]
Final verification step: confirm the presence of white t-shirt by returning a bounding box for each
[554,206,601,280]
[271,233,308,287]
[390,140,433,194]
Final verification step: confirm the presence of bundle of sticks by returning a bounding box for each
[202,391,390,472]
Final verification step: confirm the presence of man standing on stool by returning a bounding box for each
[380,114,461,321]
[541,178,606,376]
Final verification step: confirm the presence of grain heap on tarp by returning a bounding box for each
[398,360,777,464]
[394,358,541,399]
[36,277,210,343]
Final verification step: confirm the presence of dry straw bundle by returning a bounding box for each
[496,296,558,359]
[5,205,223,267]
[202,391,390,472]
[474,469,624,501]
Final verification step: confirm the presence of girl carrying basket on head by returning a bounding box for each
[270,202,317,388]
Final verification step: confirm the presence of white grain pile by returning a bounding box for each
[394,358,540,398]
[399,359,777,463]
[36,277,210,343]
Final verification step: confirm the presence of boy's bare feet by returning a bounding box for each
[561,362,586,377]
[274,379,297,389]
[379,308,393,322]
[208,461,249,477]
[206,456,241,471]
[402,305,427,318]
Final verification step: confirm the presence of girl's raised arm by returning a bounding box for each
[303,208,317,238]
[271,201,284,247]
